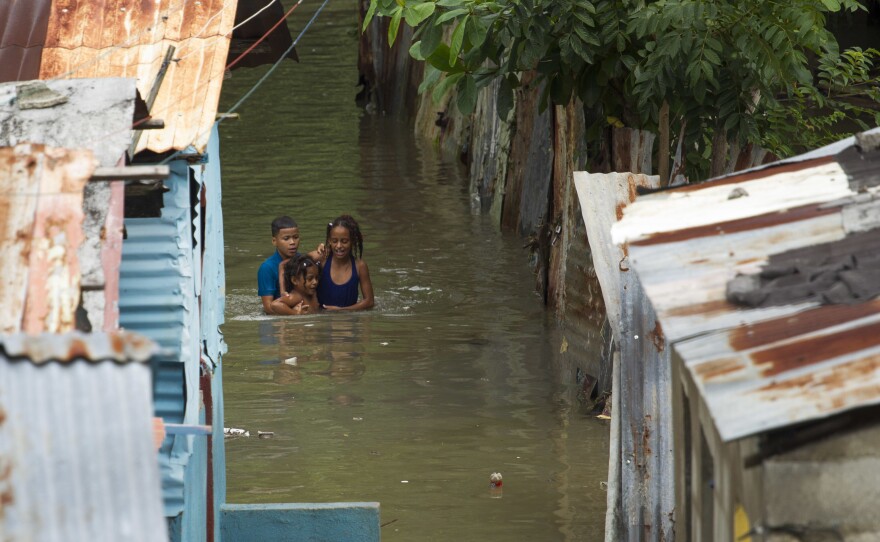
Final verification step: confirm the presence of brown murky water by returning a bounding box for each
[218,2,609,539]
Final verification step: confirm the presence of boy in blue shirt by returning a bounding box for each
[258,216,323,314]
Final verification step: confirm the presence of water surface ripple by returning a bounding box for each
[219,3,609,539]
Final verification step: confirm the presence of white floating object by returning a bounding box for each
[258,431,275,439]
[380,342,389,346]
[401,480,409,484]
[284,356,298,366]
[224,427,250,437]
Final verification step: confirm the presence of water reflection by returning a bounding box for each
[218,1,609,539]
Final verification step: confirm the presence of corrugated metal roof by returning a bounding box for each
[0,143,96,334]
[0,332,166,542]
[614,134,880,441]
[36,0,237,154]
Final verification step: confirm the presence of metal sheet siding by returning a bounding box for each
[38,0,237,154]
[120,159,200,516]
[0,334,166,542]
[198,126,227,367]
[198,126,227,541]
[615,143,880,441]
[575,172,673,540]
[0,144,96,334]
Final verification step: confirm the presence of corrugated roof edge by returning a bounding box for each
[709,126,880,182]
[0,330,158,363]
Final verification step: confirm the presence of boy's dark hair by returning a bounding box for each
[271,216,298,237]
[284,253,319,292]
[326,215,364,260]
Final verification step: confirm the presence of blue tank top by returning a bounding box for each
[317,256,360,307]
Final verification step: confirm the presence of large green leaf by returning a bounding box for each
[362,0,378,32]
[497,76,515,119]
[466,15,489,49]
[437,8,469,24]
[405,2,436,27]
[457,74,478,114]
[433,72,465,103]
[450,16,469,66]
[418,65,443,94]
[388,6,403,45]
[420,17,443,57]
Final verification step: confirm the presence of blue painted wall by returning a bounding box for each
[221,503,381,542]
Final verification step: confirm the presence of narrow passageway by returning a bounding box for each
[218,2,609,539]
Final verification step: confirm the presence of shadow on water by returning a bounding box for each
[218,2,609,540]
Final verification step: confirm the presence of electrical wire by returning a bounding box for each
[79,0,307,151]
[175,0,281,64]
[160,0,330,164]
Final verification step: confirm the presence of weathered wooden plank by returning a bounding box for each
[90,165,170,181]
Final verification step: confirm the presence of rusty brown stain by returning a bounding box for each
[0,407,5,426]
[737,257,761,266]
[627,174,638,202]
[754,354,880,401]
[631,203,840,247]
[690,258,709,264]
[694,357,746,381]
[650,320,665,352]
[67,339,89,361]
[110,332,125,354]
[666,299,731,318]
[729,299,880,352]
[673,155,836,193]
[753,319,880,377]
[616,203,625,220]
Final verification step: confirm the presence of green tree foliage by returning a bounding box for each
[364,0,880,178]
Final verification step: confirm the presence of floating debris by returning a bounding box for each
[489,472,503,499]
[284,356,298,366]
[257,431,274,439]
[224,427,249,438]
[380,342,389,346]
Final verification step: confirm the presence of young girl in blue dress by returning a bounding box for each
[317,215,374,311]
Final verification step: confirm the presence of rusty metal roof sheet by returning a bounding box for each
[0,143,96,334]
[35,0,237,154]
[0,329,157,363]
[0,332,166,542]
[613,132,880,441]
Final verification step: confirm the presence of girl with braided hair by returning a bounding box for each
[271,254,322,315]
[317,215,374,311]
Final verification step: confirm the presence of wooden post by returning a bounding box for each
[658,102,670,186]
[129,46,176,157]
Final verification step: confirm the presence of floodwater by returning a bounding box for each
[218,1,609,540]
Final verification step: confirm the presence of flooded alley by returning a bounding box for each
[218,2,609,540]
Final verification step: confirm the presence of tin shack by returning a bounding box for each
[614,128,880,541]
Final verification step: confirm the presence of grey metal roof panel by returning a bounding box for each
[613,131,880,441]
[0,332,167,542]
[0,0,51,83]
